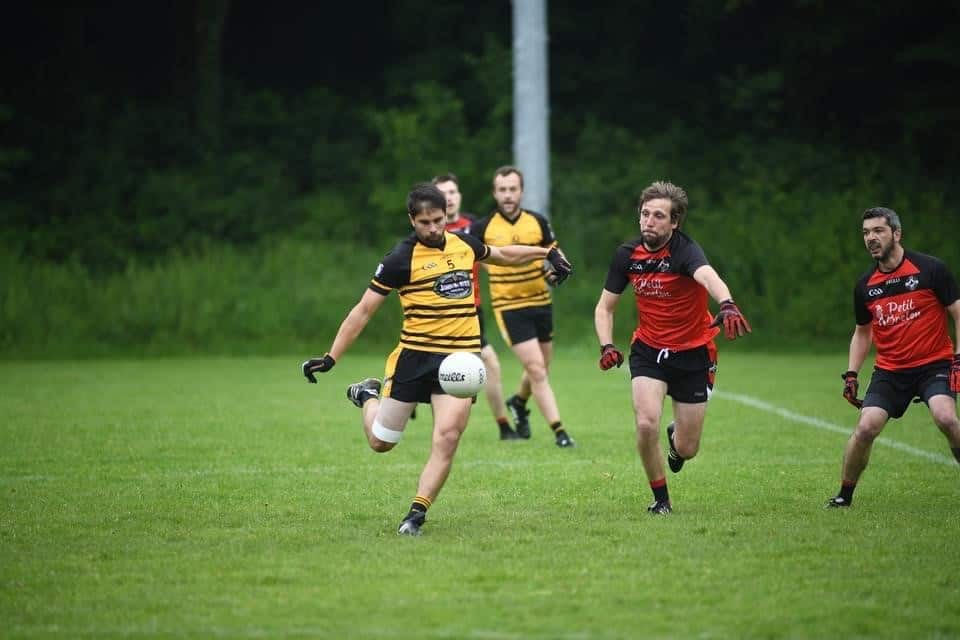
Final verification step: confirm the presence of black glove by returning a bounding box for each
[841,370,862,409]
[951,354,960,393]
[709,299,752,340]
[302,354,335,383]
[599,344,624,370]
[545,247,573,285]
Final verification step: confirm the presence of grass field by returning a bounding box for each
[2,350,958,639]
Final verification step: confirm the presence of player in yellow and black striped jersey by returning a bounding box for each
[300,182,573,536]
[471,205,556,313]
[470,165,575,448]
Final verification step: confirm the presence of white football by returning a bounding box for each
[438,352,487,398]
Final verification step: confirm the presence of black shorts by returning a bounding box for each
[382,347,446,404]
[628,340,718,404]
[494,304,553,346]
[477,306,489,348]
[863,360,954,419]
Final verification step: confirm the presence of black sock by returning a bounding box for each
[952,448,960,464]
[549,421,569,439]
[406,495,432,519]
[838,481,856,503]
[650,478,669,503]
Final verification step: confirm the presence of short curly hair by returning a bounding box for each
[638,181,688,226]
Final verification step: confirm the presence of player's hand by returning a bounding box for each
[951,354,960,393]
[599,343,624,370]
[841,370,862,409]
[545,247,573,285]
[709,299,752,340]
[302,354,335,383]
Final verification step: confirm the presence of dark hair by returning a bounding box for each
[493,165,524,189]
[406,182,446,217]
[431,172,460,188]
[862,207,901,232]
[639,181,688,226]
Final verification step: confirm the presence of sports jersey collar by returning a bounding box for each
[495,209,524,224]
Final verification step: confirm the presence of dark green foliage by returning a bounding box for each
[3,3,958,356]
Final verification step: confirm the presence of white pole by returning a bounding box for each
[512,0,550,218]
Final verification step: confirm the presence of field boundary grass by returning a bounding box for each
[717,389,956,466]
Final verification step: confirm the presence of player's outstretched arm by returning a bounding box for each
[693,265,751,340]
[301,289,387,383]
[485,245,573,284]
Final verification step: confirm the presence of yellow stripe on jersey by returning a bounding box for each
[371,232,482,353]
[479,210,556,312]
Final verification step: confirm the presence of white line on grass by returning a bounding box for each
[716,390,956,466]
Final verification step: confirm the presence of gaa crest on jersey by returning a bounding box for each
[434,270,473,299]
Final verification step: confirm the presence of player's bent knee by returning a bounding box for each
[371,420,403,452]
[853,425,880,444]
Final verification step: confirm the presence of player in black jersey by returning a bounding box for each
[301,183,572,535]
[827,207,960,508]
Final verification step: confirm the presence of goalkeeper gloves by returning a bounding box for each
[710,299,752,340]
[951,354,960,393]
[545,247,573,285]
[302,354,336,383]
[841,370,863,409]
[599,343,624,370]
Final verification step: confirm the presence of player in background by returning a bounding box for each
[471,165,575,447]
[828,207,960,507]
[593,181,751,514]
[432,172,519,440]
[301,183,572,535]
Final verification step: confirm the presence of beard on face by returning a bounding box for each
[418,231,444,248]
[868,238,893,262]
[642,229,671,251]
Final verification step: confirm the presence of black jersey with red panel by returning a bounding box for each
[603,231,720,351]
[445,213,482,307]
[853,250,959,370]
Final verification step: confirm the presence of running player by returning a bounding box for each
[593,180,751,514]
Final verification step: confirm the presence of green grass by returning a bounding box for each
[1,351,959,639]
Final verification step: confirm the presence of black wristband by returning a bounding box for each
[841,370,857,380]
[600,343,616,353]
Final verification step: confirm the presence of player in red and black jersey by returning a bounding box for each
[300,183,573,535]
[827,207,960,508]
[593,181,751,514]
[433,172,518,441]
